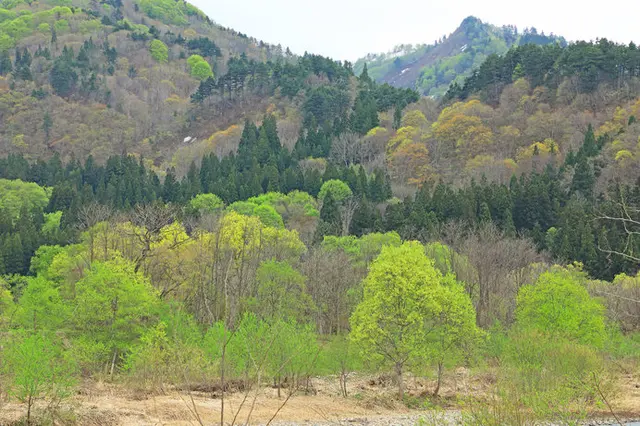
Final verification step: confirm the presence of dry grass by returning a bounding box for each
[0,369,637,425]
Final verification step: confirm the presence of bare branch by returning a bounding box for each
[339,197,359,237]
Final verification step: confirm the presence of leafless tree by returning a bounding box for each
[450,224,545,327]
[339,197,359,237]
[588,276,640,333]
[277,118,302,151]
[330,132,360,167]
[127,203,179,272]
[302,248,362,334]
[597,197,640,264]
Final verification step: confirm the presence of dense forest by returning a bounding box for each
[0,0,639,425]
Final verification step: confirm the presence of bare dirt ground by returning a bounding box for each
[1,369,638,425]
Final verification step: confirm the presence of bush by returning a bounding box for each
[463,329,609,425]
[124,321,214,391]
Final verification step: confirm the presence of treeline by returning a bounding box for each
[1,121,639,281]
[0,115,391,208]
[446,39,640,102]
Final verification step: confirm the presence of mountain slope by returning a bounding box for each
[354,16,565,97]
[0,0,284,163]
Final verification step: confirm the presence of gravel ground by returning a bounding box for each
[270,413,455,425]
[271,414,640,426]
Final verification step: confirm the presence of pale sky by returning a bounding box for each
[189,0,640,61]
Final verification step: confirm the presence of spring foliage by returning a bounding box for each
[350,242,478,395]
[516,266,607,347]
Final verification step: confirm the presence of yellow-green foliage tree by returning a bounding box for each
[0,179,49,220]
[187,54,213,80]
[516,266,607,347]
[432,100,494,157]
[350,242,478,398]
[249,260,315,322]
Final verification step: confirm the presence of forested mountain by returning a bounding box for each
[0,2,639,424]
[0,0,415,172]
[0,0,278,164]
[354,16,565,97]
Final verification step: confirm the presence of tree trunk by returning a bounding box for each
[220,326,226,426]
[27,394,32,426]
[277,376,281,398]
[434,361,444,397]
[110,349,117,376]
[395,363,404,400]
[340,370,348,398]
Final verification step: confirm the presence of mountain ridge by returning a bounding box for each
[354,16,565,97]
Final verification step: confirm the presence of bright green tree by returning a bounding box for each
[428,276,479,396]
[350,242,477,398]
[516,266,607,347]
[267,319,319,397]
[254,204,284,229]
[15,277,68,332]
[2,332,76,426]
[317,334,363,397]
[318,179,353,203]
[149,39,169,63]
[250,260,314,322]
[71,255,160,367]
[0,278,15,328]
[187,55,214,80]
[189,193,225,214]
[187,54,205,69]
[0,179,49,220]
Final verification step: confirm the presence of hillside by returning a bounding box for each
[0,0,281,165]
[354,16,565,97]
[0,0,417,175]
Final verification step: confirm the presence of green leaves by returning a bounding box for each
[516,266,607,347]
[189,193,225,214]
[350,241,478,396]
[187,54,214,81]
[149,39,168,63]
[15,276,67,331]
[250,260,314,322]
[72,255,160,355]
[138,0,203,26]
[0,179,49,221]
[1,331,77,421]
[318,179,353,203]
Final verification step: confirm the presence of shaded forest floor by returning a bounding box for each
[1,369,639,425]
